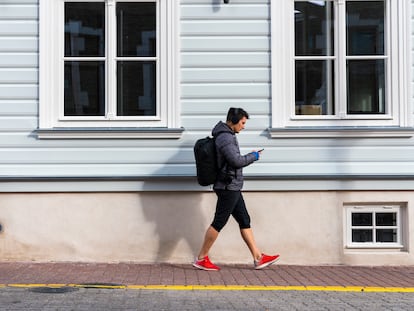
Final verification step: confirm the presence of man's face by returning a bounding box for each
[233,116,247,133]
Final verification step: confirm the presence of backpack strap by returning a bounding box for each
[213,131,227,172]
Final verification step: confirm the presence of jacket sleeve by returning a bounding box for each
[216,133,256,169]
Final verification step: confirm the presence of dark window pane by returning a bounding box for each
[64,61,105,116]
[295,60,334,115]
[376,229,397,243]
[352,229,373,242]
[347,1,384,55]
[352,213,372,226]
[347,60,385,114]
[65,3,105,57]
[376,213,397,226]
[295,1,334,56]
[117,61,156,116]
[117,3,156,57]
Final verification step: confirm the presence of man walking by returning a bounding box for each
[193,108,280,271]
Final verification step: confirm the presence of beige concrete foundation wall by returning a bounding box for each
[0,191,412,265]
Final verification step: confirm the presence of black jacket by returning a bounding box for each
[212,121,256,191]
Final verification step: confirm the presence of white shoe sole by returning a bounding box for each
[192,262,220,271]
[254,256,280,270]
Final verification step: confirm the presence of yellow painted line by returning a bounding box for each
[7,284,68,288]
[74,284,127,289]
[125,285,308,291]
[2,284,414,292]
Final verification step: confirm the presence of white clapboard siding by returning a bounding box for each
[181,0,271,138]
[0,84,37,99]
[0,100,37,116]
[0,3,38,20]
[181,20,269,36]
[0,20,38,36]
[0,53,37,67]
[0,68,37,84]
[181,68,269,83]
[0,37,38,52]
[0,0,413,191]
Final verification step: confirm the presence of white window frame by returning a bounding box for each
[270,0,412,138]
[345,204,403,249]
[38,0,181,139]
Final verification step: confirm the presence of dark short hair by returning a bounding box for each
[226,108,249,124]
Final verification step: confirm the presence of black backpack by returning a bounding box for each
[193,132,225,186]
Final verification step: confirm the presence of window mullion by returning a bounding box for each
[337,0,346,119]
[106,0,116,120]
[326,1,334,115]
[157,0,162,122]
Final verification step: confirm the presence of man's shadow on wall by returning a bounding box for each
[140,0,227,262]
[212,0,222,12]
[140,150,210,263]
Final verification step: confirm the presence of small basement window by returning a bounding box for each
[345,204,403,249]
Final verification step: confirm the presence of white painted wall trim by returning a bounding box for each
[2,176,414,192]
[268,127,414,138]
[270,0,413,130]
[38,0,181,131]
[36,127,184,139]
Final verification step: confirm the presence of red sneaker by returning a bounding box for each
[193,256,220,271]
[254,253,280,270]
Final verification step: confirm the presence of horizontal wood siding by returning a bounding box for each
[0,0,274,181]
[0,0,38,153]
[0,0,413,191]
[181,0,270,132]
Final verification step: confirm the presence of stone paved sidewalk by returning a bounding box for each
[1,262,414,289]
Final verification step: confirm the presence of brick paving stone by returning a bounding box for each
[228,266,249,285]
[1,262,414,288]
[170,266,182,285]
[239,267,263,285]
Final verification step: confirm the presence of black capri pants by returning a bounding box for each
[211,190,251,232]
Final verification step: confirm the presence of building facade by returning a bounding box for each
[0,0,414,265]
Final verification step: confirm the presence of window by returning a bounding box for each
[345,204,404,248]
[39,0,181,139]
[270,0,412,136]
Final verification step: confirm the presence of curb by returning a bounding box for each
[2,284,414,293]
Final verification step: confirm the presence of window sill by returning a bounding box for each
[36,127,184,139]
[268,127,414,139]
[345,245,404,250]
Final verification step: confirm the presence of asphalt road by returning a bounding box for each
[1,287,414,311]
